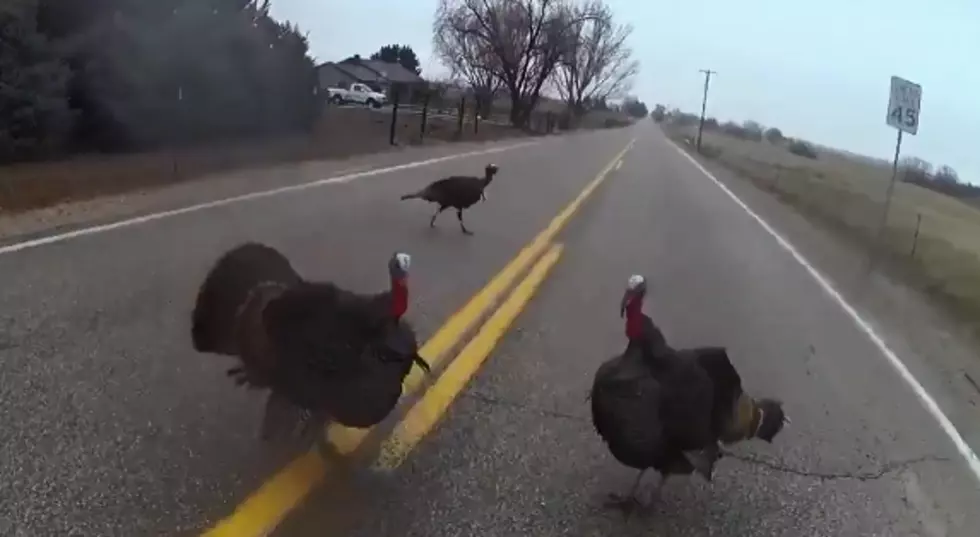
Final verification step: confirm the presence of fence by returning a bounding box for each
[327,88,560,146]
[0,90,558,215]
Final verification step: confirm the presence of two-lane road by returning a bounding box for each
[2,122,979,536]
[278,125,980,536]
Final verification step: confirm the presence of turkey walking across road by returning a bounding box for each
[190,242,432,449]
[400,163,499,235]
[589,274,790,514]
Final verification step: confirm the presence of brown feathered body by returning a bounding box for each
[590,311,786,481]
[400,175,490,209]
[191,242,426,429]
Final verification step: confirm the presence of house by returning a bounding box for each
[315,58,427,103]
[316,63,356,91]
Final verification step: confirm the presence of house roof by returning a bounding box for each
[333,61,385,83]
[358,60,425,84]
[316,63,354,87]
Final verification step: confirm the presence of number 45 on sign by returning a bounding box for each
[886,75,922,135]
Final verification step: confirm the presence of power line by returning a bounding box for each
[696,69,717,153]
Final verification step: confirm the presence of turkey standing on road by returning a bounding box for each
[589,274,790,513]
[399,163,499,235]
[190,242,432,445]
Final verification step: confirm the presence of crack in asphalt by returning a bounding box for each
[720,451,951,482]
[464,391,954,484]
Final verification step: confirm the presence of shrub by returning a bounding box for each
[787,139,818,159]
[721,121,747,138]
[742,120,764,142]
[764,127,784,144]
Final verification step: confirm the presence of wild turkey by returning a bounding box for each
[589,274,790,513]
[399,163,499,235]
[190,242,432,443]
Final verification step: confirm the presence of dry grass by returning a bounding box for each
[666,125,980,336]
[0,105,559,215]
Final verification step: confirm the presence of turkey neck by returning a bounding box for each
[624,299,670,371]
[624,298,645,341]
[390,276,408,319]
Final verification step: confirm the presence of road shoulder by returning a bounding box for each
[0,137,545,246]
[661,128,980,485]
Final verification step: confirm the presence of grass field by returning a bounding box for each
[665,123,980,337]
[0,103,629,216]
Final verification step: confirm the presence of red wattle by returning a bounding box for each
[625,298,644,340]
[391,277,408,319]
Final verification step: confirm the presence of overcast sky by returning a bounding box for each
[270,0,980,184]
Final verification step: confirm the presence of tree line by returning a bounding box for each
[665,109,820,159]
[432,0,643,127]
[663,107,973,199]
[898,156,974,198]
[1,0,318,164]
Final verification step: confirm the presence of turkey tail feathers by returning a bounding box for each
[412,354,432,373]
[400,187,429,201]
[191,242,302,355]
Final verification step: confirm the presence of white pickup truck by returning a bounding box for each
[326,83,387,108]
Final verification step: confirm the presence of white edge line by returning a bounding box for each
[666,138,980,483]
[0,140,541,256]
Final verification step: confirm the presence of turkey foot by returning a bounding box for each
[310,426,352,470]
[602,469,648,517]
[603,492,645,514]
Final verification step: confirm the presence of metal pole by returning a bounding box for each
[877,129,904,242]
[910,213,922,258]
[457,97,465,136]
[473,96,480,134]
[696,69,716,153]
[389,89,400,145]
[866,129,904,273]
[173,85,183,177]
[420,92,430,141]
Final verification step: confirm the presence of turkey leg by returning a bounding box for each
[259,391,303,441]
[457,208,473,235]
[684,443,722,482]
[429,205,447,227]
[604,469,647,513]
[605,471,669,519]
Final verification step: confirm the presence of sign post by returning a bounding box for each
[868,75,922,273]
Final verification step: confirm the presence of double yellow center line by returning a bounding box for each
[201,138,635,537]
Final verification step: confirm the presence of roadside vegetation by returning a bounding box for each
[660,109,980,338]
[0,0,646,215]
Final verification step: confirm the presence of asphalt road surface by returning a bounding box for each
[0,128,630,535]
[2,123,979,536]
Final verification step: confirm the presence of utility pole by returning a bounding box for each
[696,69,717,153]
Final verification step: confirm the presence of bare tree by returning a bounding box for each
[434,0,578,127]
[935,164,960,184]
[899,156,933,184]
[553,0,637,118]
[433,1,502,117]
